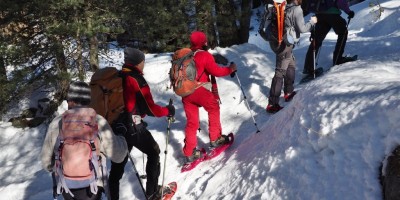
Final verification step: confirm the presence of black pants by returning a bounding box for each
[62,187,104,200]
[268,41,295,105]
[304,13,348,72]
[109,114,161,200]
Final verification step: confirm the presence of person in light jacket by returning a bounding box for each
[266,0,317,113]
[41,81,128,200]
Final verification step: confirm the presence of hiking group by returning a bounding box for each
[40,30,235,199]
[40,0,357,199]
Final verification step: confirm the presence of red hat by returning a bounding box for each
[190,31,207,50]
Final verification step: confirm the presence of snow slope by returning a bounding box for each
[0,0,399,199]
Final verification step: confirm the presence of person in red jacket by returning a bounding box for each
[108,47,175,200]
[182,31,237,163]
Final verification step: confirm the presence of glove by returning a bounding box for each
[310,16,317,24]
[113,122,127,136]
[166,104,175,117]
[229,62,237,78]
[348,11,355,19]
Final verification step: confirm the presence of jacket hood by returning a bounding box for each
[190,31,208,50]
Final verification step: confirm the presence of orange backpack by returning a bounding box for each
[54,107,100,197]
[169,48,205,97]
[259,0,287,45]
[89,67,125,124]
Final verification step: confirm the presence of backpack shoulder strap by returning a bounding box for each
[122,69,148,88]
[192,50,206,81]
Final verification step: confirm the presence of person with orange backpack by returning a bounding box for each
[40,81,128,200]
[264,0,317,113]
[181,31,237,165]
[108,47,175,200]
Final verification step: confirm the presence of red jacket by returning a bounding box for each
[121,64,169,117]
[194,50,233,82]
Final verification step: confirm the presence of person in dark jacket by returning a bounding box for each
[182,31,237,163]
[266,0,317,113]
[108,47,175,200]
[303,0,355,74]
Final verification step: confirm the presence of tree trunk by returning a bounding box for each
[239,0,252,44]
[87,7,99,72]
[76,36,84,81]
[0,56,6,82]
[214,0,239,47]
[53,39,69,105]
[89,35,99,71]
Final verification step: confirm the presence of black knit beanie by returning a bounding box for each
[67,81,91,106]
[124,47,145,66]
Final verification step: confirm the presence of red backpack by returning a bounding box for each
[54,107,100,197]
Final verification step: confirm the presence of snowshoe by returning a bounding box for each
[161,182,177,200]
[206,133,234,160]
[181,148,207,172]
[334,55,358,65]
[284,91,297,102]
[266,104,283,114]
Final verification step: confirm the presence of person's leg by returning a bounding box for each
[268,45,293,105]
[195,87,222,142]
[284,53,295,95]
[108,153,129,200]
[329,15,348,65]
[131,129,161,197]
[304,14,331,73]
[109,115,134,200]
[182,96,200,157]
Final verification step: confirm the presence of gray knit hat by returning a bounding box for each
[67,81,91,105]
[124,47,145,66]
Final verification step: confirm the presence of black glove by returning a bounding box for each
[348,11,355,19]
[167,104,175,117]
[229,62,237,78]
[113,122,128,136]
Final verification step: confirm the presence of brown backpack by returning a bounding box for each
[89,67,125,124]
[170,48,205,97]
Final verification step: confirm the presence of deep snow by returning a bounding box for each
[1,0,400,199]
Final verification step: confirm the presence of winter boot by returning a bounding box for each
[266,104,283,114]
[147,185,163,200]
[335,56,357,65]
[210,135,230,149]
[185,149,204,164]
[284,91,297,102]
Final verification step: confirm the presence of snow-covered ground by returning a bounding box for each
[1,0,400,199]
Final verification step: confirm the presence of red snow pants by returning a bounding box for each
[182,86,222,156]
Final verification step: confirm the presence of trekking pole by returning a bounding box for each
[51,172,58,200]
[128,153,148,200]
[312,26,316,79]
[140,153,146,179]
[333,18,352,66]
[230,63,261,133]
[161,98,174,198]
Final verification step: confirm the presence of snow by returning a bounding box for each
[1,0,400,199]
